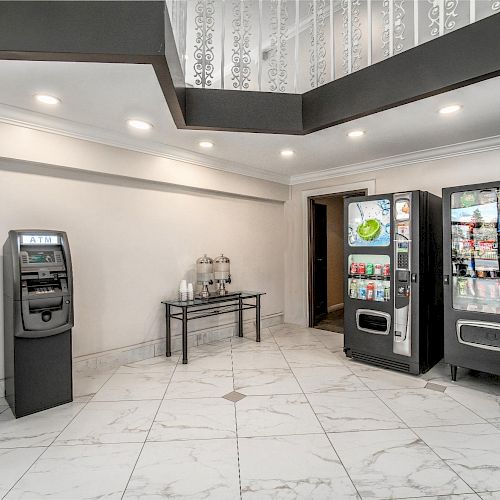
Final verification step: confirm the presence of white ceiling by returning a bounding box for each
[1,59,500,184]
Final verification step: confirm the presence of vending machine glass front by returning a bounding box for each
[450,188,500,314]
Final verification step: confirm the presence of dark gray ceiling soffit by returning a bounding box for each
[1,2,499,136]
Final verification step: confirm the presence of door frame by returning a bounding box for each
[303,180,376,327]
[308,199,329,326]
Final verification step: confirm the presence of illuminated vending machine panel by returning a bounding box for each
[393,194,413,357]
[347,255,391,303]
[451,188,500,315]
[348,199,391,248]
[347,199,392,305]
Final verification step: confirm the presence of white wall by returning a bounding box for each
[285,149,500,325]
[0,125,286,382]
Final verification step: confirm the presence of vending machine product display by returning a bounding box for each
[3,230,74,417]
[344,191,443,374]
[443,181,500,380]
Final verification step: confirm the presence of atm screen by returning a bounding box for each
[27,251,56,264]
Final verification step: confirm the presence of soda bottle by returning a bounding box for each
[383,264,391,277]
[349,279,358,299]
[374,264,383,276]
[375,281,385,301]
[358,262,366,275]
[367,281,375,300]
[358,280,367,300]
[457,277,467,297]
[366,263,374,275]
[350,262,359,275]
[384,281,391,301]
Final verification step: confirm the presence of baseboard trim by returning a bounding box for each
[73,312,284,375]
[328,303,344,313]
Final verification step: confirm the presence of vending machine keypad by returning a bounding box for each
[397,254,409,269]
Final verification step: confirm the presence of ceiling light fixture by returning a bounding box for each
[347,130,365,138]
[199,140,214,148]
[34,94,60,105]
[280,149,295,157]
[127,119,153,130]
[439,104,462,115]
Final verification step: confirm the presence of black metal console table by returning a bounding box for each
[162,291,265,364]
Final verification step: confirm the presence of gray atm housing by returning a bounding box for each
[3,230,74,417]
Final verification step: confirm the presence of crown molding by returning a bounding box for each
[2,103,500,189]
[289,134,500,186]
[0,103,290,185]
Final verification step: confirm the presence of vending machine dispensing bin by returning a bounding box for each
[3,230,74,418]
[443,182,500,380]
[344,192,443,375]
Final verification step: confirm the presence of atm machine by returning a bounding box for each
[344,192,443,374]
[3,230,74,418]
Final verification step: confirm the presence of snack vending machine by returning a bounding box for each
[344,191,443,375]
[443,182,500,380]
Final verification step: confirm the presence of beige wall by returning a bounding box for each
[316,197,344,308]
[0,125,287,383]
[285,149,500,325]
[0,123,289,202]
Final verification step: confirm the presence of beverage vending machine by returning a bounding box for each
[443,181,500,380]
[344,191,443,375]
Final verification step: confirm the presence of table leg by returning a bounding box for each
[255,295,261,343]
[238,297,243,337]
[166,304,171,357]
[182,307,188,364]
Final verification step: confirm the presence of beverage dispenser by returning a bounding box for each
[214,254,231,295]
[196,254,213,298]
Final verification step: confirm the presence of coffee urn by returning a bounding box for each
[214,254,231,295]
[196,254,213,298]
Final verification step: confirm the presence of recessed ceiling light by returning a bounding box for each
[199,140,214,149]
[127,119,153,130]
[347,130,365,138]
[280,149,295,157]
[34,94,60,105]
[439,104,462,115]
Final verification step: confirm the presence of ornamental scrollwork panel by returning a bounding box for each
[309,0,327,88]
[231,0,252,90]
[193,0,215,88]
[268,0,289,93]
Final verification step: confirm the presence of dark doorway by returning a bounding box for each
[308,190,366,332]
[310,200,328,325]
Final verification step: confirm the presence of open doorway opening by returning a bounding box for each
[308,190,366,332]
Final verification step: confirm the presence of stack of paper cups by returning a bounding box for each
[187,283,194,301]
[179,280,188,301]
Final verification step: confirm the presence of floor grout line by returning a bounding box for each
[1,366,118,499]
[119,351,180,500]
[364,367,483,496]
[231,336,243,500]
[269,328,364,500]
[3,326,500,499]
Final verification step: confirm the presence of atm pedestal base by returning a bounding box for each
[6,331,73,418]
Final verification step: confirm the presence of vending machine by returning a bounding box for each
[443,182,500,380]
[343,191,443,375]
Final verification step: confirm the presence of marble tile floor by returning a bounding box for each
[1,324,500,499]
